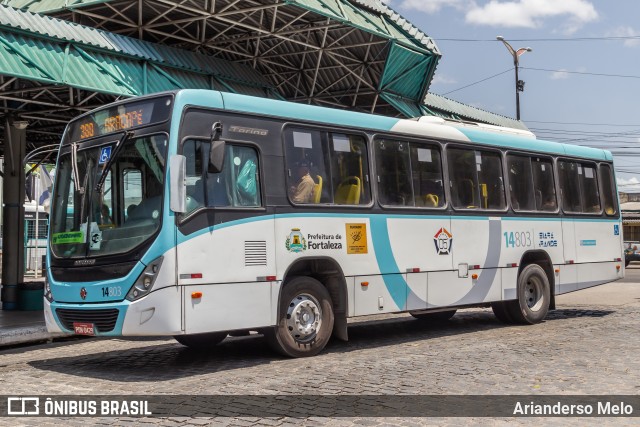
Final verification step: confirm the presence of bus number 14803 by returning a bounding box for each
[504,231,532,248]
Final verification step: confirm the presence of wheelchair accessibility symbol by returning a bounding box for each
[99,146,112,164]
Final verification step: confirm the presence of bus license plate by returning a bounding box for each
[73,322,95,336]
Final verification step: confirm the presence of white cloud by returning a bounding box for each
[618,177,640,192]
[465,0,598,30]
[397,0,466,14]
[550,69,570,80]
[396,1,598,34]
[431,73,457,84]
[606,26,640,47]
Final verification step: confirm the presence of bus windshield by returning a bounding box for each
[50,134,168,259]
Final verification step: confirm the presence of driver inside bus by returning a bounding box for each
[289,160,315,203]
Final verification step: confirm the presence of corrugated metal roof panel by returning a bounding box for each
[0,4,271,88]
[380,92,422,117]
[424,93,529,130]
[380,42,431,100]
[3,0,109,13]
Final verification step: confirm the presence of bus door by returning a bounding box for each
[443,148,505,306]
[177,140,275,334]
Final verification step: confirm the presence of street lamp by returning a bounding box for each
[496,36,532,121]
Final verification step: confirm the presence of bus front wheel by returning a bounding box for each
[507,263,550,324]
[174,332,227,349]
[267,276,334,358]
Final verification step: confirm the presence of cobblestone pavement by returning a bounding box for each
[0,277,639,426]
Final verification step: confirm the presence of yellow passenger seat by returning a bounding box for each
[335,176,361,205]
[313,175,323,203]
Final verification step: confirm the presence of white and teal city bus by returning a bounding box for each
[45,90,624,357]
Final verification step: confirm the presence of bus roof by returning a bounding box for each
[177,90,613,162]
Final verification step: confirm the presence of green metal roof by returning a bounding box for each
[0,0,108,14]
[0,4,276,96]
[423,93,529,130]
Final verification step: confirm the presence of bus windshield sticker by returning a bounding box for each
[417,148,432,163]
[578,166,582,175]
[89,222,102,250]
[51,231,85,245]
[585,167,593,178]
[293,132,313,149]
[346,223,368,254]
[541,164,545,171]
[99,146,112,165]
[333,134,351,152]
[475,152,482,164]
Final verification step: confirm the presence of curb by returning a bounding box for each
[0,326,69,347]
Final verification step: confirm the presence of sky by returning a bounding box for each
[383,0,640,192]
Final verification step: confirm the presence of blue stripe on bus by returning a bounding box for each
[369,216,409,309]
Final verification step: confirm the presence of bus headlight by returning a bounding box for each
[44,276,53,303]
[126,256,164,301]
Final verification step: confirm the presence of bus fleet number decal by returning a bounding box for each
[102,286,122,298]
[503,231,533,248]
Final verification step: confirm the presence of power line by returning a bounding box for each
[441,68,512,95]
[522,67,640,80]
[435,36,640,42]
[526,120,640,127]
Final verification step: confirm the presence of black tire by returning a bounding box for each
[491,301,515,324]
[267,276,334,358]
[507,263,551,324]
[174,331,227,349]
[410,310,456,321]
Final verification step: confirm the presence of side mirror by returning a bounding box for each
[169,154,186,213]
[208,140,225,174]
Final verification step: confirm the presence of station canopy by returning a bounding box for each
[0,0,526,157]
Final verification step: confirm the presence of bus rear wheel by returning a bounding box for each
[174,332,227,349]
[410,310,456,322]
[267,276,334,358]
[491,301,514,324]
[507,263,550,324]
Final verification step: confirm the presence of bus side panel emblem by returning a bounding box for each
[285,228,307,253]
[434,227,453,255]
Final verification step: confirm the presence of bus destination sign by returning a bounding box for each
[69,96,171,142]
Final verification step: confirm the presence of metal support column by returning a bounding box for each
[1,118,27,310]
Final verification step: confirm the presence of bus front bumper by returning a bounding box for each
[45,285,182,336]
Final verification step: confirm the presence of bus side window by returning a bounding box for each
[477,151,506,210]
[227,145,261,207]
[284,129,330,204]
[330,133,370,205]
[580,164,601,214]
[558,161,582,213]
[447,148,478,209]
[532,158,557,211]
[411,145,444,208]
[182,140,205,214]
[507,155,535,211]
[600,164,617,216]
[375,139,412,206]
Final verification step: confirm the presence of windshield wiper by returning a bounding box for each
[71,142,84,195]
[95,131,134,193]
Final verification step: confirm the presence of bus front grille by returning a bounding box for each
[56,308,119,332]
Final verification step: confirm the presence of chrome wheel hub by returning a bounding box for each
[525,276,544,311]
[286,293,322,343]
